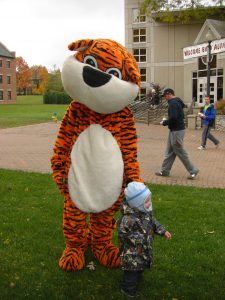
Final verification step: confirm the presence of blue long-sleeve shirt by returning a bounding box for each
[202,104,216,127]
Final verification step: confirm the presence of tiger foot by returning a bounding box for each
[92,243,120,268]
[59,247,85,271]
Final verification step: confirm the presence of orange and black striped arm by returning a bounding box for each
[51,102,76,195]
[120,107,142,183]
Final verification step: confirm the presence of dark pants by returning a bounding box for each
[121,270,144,295]
[201,125,219,147]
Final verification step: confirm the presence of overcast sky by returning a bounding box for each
[0,0,125,70]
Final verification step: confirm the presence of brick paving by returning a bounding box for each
[0,122,224,188]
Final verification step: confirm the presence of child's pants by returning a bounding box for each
[121,270,144,294]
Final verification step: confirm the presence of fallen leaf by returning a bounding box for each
[86,261,95,271]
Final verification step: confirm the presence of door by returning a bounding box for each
[197,77,217,105]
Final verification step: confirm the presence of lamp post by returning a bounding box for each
[205,29,213,99]
[206,40,211,97]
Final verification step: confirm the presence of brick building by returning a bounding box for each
[0,42,16,104]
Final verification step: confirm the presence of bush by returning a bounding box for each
[43,91,72,104]
[215,99,225,115]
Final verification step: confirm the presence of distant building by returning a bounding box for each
[0,42,16,104]
[125,0,225,105]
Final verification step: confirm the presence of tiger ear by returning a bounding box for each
[68,39,94,51]
[125,55,141,87]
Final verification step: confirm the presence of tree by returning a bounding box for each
[16,57,32,95]
[45,67,64,93]
[30,65,49,95]
[43,67,71,104]
[140,0,225,23]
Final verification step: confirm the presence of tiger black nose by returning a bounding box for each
[83,66,111,87]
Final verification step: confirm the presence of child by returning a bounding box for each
[117,181,171,298]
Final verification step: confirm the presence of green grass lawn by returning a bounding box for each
[1,169,225,299]
[0,96,68,128]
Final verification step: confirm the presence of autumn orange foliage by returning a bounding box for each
[16,57,31,94]
[30,65,49,95]
[16,57,49,95]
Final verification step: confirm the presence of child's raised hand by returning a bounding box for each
[164,231,171,240]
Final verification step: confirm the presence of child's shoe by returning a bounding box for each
[121,288,139,298]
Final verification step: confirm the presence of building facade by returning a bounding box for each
[125,0,225,105]
[0,42,16,104]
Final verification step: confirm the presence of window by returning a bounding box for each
[198,55,216,70]
[140,88,147,100]
[133,8,146,23]
[133,48,146,62]
[140,68,146,82]
[0,60,2,67]
[7,90,12,100]
[217,77,223,100]
[133,28,146,43]
[198,71,207,77]
[198,57,207,70]
[210,82,214,92]
[7,75,11,84]
[192,71,197,102]
[192,78,197,102]
[192,72,197,79]
[0,74,2,84]
[0,90,3,100]
[6,60,11,68]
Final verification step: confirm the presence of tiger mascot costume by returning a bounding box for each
[51,38,142,271]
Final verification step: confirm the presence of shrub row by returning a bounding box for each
[215,99,225,115]
[43,92,72,104]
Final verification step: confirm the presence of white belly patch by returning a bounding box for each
[68,124,124,213]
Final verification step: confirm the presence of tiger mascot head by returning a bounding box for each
[61,38,140,114]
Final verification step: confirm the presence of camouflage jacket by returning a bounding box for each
[117,200,166,271]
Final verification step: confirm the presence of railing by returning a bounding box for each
[130,97,225,132]
[186,97,196,115]
[129,96,168,125]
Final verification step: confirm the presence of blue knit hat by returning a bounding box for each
[125,182,152,212]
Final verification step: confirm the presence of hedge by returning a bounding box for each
[43,92,72,104]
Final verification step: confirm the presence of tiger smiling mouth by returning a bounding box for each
[82,65,112,88]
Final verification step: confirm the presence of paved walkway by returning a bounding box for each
[0,122,224,188]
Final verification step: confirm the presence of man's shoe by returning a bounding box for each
[187,170,199,180]
[197,146,205,150]
[215,142,220,149]
[121,288,138,298]
[155,171,169,177]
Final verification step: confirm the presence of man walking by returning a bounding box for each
[197,96,219,150]
[155,88,199,179]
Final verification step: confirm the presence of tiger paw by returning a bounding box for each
[92,243,120,268]
[59,247,85,271]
